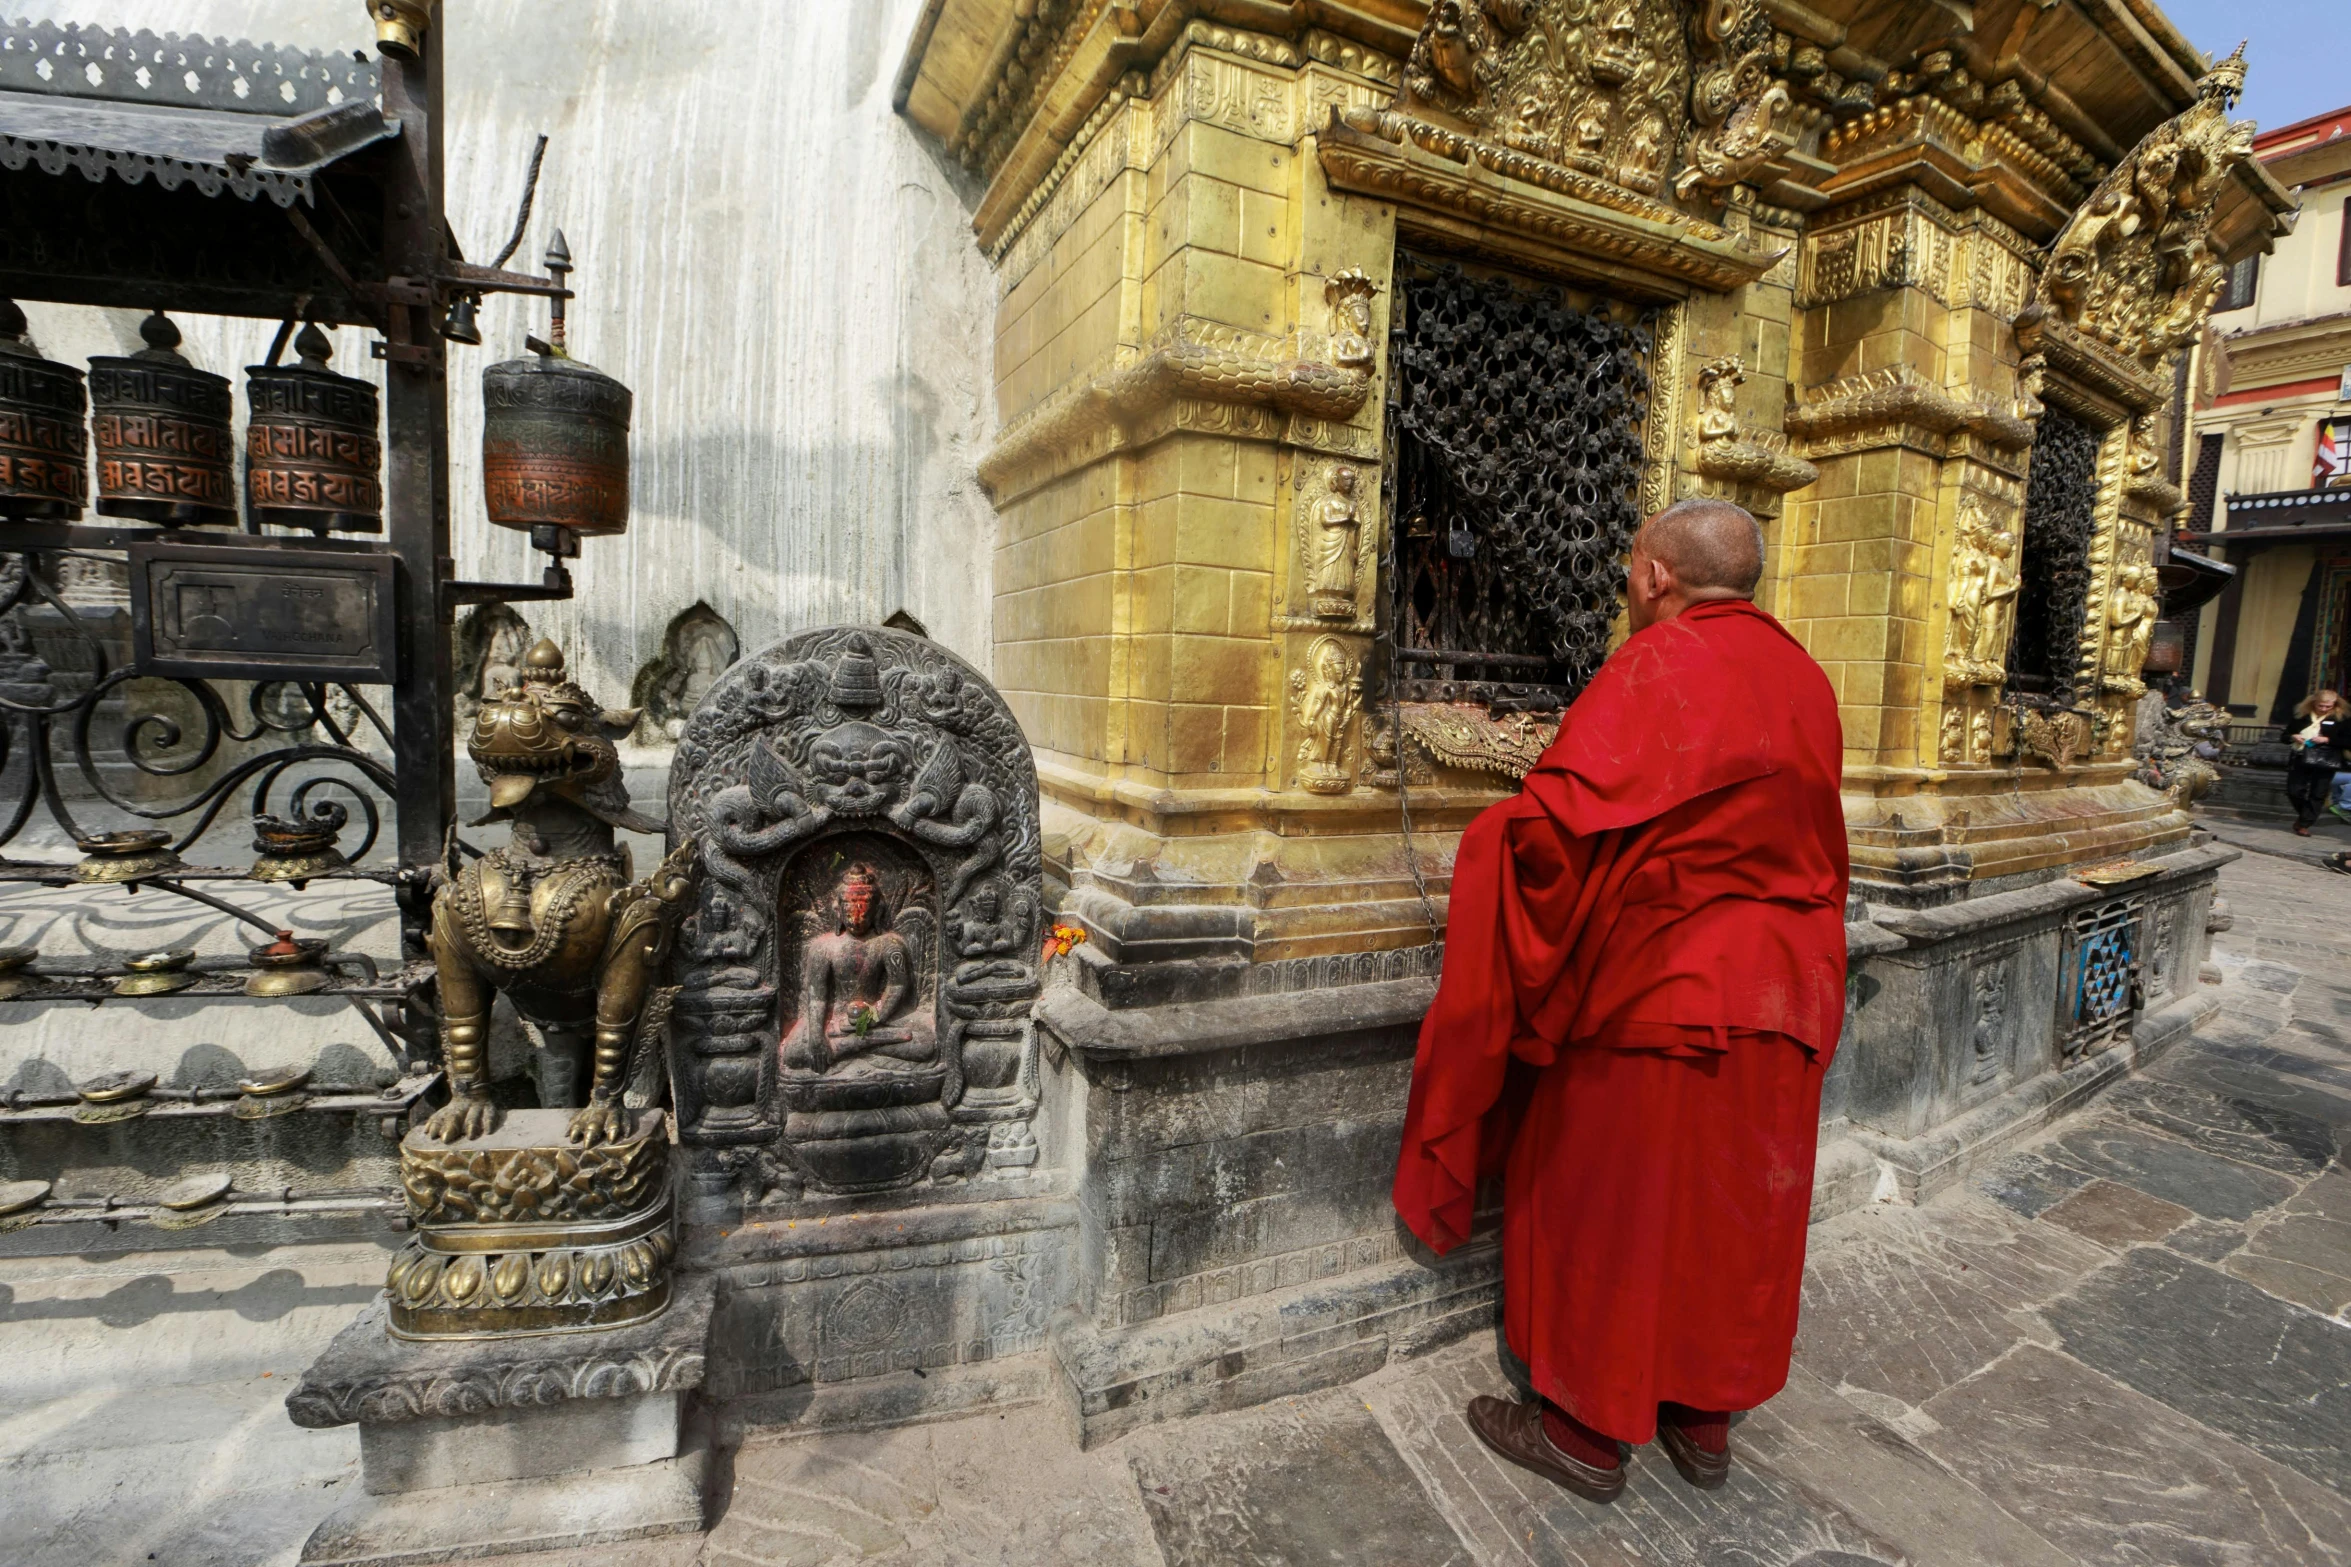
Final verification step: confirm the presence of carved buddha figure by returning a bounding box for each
[781,864,935,1074]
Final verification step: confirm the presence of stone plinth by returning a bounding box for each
[286,1273,713,1564]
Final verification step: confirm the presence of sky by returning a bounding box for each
[2156,0,2347,133]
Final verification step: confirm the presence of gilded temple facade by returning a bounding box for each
[901,0,2291,952]
[0,8,2311,1550]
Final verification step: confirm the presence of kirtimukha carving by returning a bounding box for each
[386,1107,676,1339]
[1309,465,1364,619]
[666,627,1043,1194]
[426,640,696,1148]
[1325,269,1381,372]
[2013,705,2091,770]
[1292,636,1362,794]
[1676,0,1793,200]
[2025,45,2257,374]
[1944,500,2020,689]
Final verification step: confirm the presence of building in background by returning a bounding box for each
[2182,105,2351,750]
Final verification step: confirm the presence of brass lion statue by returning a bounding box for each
[426,639,695,1146]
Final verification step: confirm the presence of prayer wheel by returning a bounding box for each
[244,323,383,534]
[88,311,235,528]
[0,298,88,521]
[480,351,632,538]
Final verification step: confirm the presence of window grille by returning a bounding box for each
[1382,257,1651,708]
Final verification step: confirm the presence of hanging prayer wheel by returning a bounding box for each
[245,323,383,533]
[480,351,632,537]
[0,298,88,521]
[89,312,235,527]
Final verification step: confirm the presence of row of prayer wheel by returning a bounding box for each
[0,300,630,537]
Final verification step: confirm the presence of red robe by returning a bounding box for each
[1392,598,1848,1442]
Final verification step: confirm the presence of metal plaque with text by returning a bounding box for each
[129,542,398,683]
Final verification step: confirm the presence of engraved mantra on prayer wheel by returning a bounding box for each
[480,353,632,537]
[89,312,235,528]
[0,299,88,521]
[244,324,383,534]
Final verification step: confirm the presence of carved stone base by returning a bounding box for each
[298,1445,707,1565]
[288,1274,714,1562]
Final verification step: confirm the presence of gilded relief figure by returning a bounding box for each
[1325,269,1381,373]
[1310,466,1364,619]
[1292,636,1362,795]
[2104,562,2160,692]
[1944,502,2019,688]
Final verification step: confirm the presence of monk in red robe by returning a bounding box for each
[1392,498,1848,1501]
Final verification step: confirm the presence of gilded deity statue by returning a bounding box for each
[1944,503,2019,687]
[1292,636,1362,795]
[1310,466,1363,619]
[2105,563,2160,688]
[425,640,695,1147]
[780,864,936,1073]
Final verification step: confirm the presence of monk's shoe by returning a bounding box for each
[1659,1420,1733,1489]
[1464,1395,1625,1503]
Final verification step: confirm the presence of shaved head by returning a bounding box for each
[1636,498,1764,597]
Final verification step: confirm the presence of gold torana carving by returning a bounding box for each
[426,640,696,1149]
[1390,0,1787,206]
[2027,46,2256,372]
[1308,465,1364,619]
[1944,499,2021,691]
[1400,702,1560,779]
[1291,636,1362,794]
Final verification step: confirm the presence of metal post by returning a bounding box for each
[380,20,453,963]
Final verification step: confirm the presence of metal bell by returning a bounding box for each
[89,311,235,527]
[440,292,483,346]
[244,324,383,534]
[0,298,88,521]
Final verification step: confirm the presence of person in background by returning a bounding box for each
[2285,689,2346,836]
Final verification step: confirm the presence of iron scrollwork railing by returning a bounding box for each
[0,549,396,864]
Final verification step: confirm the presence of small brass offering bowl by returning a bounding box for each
[232,1062,312,1120]
[244,935,331,997]
[157,1171,233,1211]
[0,945,38,1001]
[248,807,348,883]
[152,1170,235,1227]
[74,829,181,884]
[113,949,197,997]
[73,1068,158,1123]
[0,1178,52,1216]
